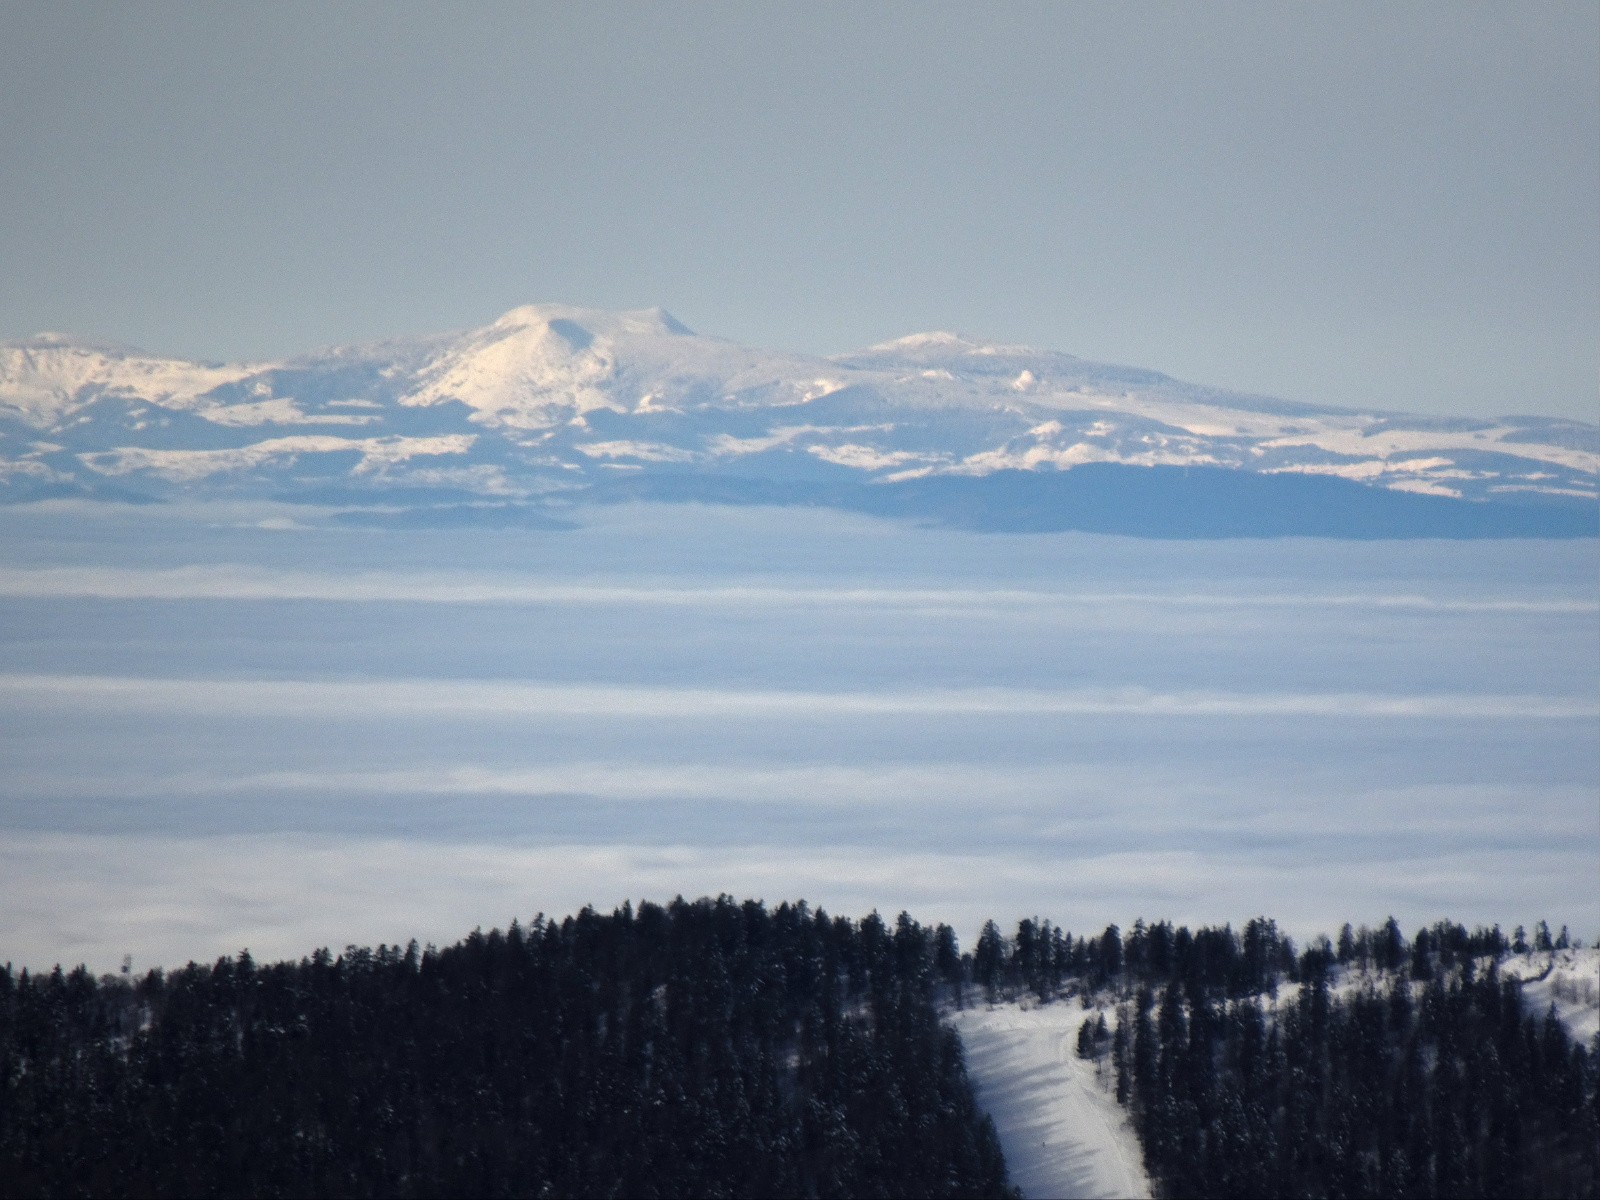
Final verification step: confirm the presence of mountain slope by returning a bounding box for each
[2,304,1594,536]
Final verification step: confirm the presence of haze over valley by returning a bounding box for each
[1,497,1593,973]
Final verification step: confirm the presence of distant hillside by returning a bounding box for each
[0,898,1011,1200]
[962,914,1599,1199]
[2,900,1596,1199]
[3,305,1594,537]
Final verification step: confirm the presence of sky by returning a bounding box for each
[1,2,1596,421]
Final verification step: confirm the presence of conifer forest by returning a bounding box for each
[1,898,1595,1199]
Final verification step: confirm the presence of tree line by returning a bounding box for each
[0,897,1011,1199]
[3,902,1594,1199]
[973,913,1597,1199]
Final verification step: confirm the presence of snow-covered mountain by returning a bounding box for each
[3,304,1594,535]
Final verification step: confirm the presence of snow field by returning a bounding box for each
[948,1000,1150,1200]
[4,303,1594,502]
[1500,947,1600,1046]
[1255,951,1599,1048]
[948,949,1598,1200]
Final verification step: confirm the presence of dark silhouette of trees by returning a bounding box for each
[1042,916,1598,1199]
[4,898,1592,1200]
[0,897,1013,1199]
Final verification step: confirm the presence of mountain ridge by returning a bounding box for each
[3,304,1594,536]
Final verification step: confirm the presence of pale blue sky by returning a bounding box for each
[2,2,1595,420]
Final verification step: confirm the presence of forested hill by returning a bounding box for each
[972,915,1600,1200]
[2,903,1598,1199]
[0,898,1010,1199]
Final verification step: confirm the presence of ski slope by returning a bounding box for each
[949,1002,1150,1200]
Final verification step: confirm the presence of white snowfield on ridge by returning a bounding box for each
[951,949,1599,1200]
[951,1000,1152,1200]
[1500,947,1600,1046]
[1,303,1595,503]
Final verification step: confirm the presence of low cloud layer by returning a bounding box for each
[4,831,1593,976]
[0,564,1591,615]
[3,673,1593,721]
[1,507,1594,973]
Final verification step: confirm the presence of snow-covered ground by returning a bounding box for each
[1250,950,1599,1049]
[1502,947,1600,1046]
[950,951,1599,1199]
[949,1001,1150,1200]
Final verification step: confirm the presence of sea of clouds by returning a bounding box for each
[1,501,1594,971]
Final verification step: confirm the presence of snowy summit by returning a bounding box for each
[1,304,1594,536]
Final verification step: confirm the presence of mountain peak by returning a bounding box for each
[869,331,990,353]
[846,331,1060,367]
[487,304,695,342]
[1,306,1593,526]
[7,332,153,359]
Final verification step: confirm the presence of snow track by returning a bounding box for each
[949,1003,1150,1200]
